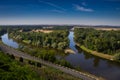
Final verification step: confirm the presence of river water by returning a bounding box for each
[1,32,120,80]
[1,33,19,48]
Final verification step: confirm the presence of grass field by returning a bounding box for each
[32,29,53,33]
[95,28,120,31]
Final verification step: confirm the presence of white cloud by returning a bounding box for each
[51,9,65,13]
[73,4,94,12]
[38,0,66,11]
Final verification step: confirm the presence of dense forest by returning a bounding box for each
[0,51,43,80]
[9,30,69,50]
[74,28,120,59]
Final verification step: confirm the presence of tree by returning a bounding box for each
[114,53,120,60]
[58,42,67,50]
[19,57,23,62]
[0,52,42,80]
[36,62,41,67]
[10,54,15,60]
[74,28,120,55]
[9,30,69,50]
[51,43,57,48]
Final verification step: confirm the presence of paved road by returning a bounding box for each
[0,44,100,80]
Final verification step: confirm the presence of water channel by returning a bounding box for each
[1,32,120,80]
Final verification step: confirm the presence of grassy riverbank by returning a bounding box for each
[76,43,114,61]
[74,28,120,61]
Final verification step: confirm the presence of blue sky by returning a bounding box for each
[0,0,120,25]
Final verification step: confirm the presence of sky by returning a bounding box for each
[0,0,120,25]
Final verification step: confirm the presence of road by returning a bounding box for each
[0,44,100,80]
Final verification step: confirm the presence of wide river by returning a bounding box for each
[1,32,120,80]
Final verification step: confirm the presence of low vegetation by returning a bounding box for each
[0,51,42,80]
[0,51,82,80]
[19,46,72,68]
[78,44,113,60]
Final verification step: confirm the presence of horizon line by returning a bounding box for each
[0,24,120,27]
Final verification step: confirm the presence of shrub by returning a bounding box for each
[19,57,23,62]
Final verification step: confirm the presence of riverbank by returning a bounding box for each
[0,42,103,80]
[12,37,75,55]
[76,43,114,61]
[2,32,120,80]
[0,43,83,80]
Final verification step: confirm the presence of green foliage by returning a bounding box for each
[36,62,41,67]
[38,66,81,80]
[74,28,120,54]
[51,42,57,48]
[19,45,72,69]
[0,51,43,80]
[58,42,68,50]
[0,27,7,39]
[52,26,73,30]
[39,52,56,62]
[0,51,80,80]
[114,53,120,60]
[28,60,36,66]
[19,57,24,62]
[55,59,72,68]
[21,47,57,63]
[9,30,69,50]
[23,40,31,44]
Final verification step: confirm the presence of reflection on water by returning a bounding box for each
[93,58,100,67]
[66,31,120,80]
[1,32,120,80]
[68,31,78,53]
[1,34,19,48]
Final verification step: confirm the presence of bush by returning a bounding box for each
[0,51,42,80]
[28,60,35,65]
[10,54,15,59]
[19,57,23,62]
[36,62,41,67]
[55,59,72,68]
[114,53,120,60]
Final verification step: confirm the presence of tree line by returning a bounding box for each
[9,30,69,50]
[74,28,120,57]
[0,27,7,39]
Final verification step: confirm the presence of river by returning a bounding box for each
[1,32,120,80]
[1,33,19,48]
